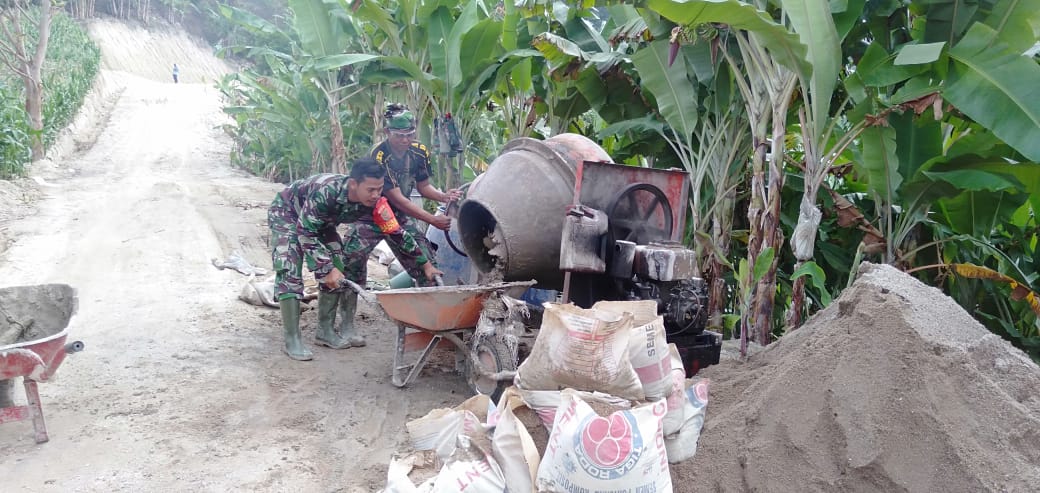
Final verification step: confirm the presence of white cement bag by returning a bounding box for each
[430,434,508,493]
[593,300,672,400]
[662,344,690,436]
[537,390,671,493]
[407,395,491,460]
[516,303,644,400]
[514,386,632,432]
[373,239,396,265]
[491,387,541,493]
[383,454,435,493]
[664,378,710,464]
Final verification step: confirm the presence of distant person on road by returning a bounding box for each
[172,63,179,83]
[267,158,442,361]
[340,104,462,293]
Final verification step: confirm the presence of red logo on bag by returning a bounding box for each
[373,196,401,234]
[574,411,643,479]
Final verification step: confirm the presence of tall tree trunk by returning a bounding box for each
[24,76,44,160]
[18,0,52,161]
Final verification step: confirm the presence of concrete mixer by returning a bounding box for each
[457,134,721,376]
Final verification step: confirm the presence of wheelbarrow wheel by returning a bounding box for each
[466,335,516,402]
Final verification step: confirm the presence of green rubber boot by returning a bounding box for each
[337,291,366,347]
[315,291,352,349]
[280,298,313,361]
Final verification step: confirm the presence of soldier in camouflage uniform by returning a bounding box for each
[342,104,463,289]
[268,157,442,361]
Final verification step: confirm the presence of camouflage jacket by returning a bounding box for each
[275,174,428,278]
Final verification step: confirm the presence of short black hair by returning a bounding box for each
[349,157,386,182]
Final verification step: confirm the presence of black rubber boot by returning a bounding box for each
[280,298,313,361]
[315,291,352,349]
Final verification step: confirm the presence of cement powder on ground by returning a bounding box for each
[670,263,1040,492]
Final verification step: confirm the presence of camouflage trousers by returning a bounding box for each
[268,203,367,300]
[342,216,437,288]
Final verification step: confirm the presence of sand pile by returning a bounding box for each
[671,263,1040,492]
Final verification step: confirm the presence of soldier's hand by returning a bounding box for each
[422,262,444,281]
[323,268,345,290]
[430,215,452,231]
[445,189,463,202]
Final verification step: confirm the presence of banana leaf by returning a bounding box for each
[648,0,812,82]
[289,0,338,58]
[631,40,699,141]
[446,0,481,91]
[945,24,1040,162]
[982,0,1040,53]
[782,0,840,135]
[922,0,981,46]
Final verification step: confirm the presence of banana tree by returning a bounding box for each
[218,0,379,178]
[843,0,1040,264]
[345,0,514,187]
[652,0,809,350]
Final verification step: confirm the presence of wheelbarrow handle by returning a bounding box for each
[337,278,377,304]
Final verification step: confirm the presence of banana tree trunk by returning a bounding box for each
[749,104,791,344]
[327,98,346,175]
[741,132,768,351]
[706,190,736,328]
[786,109,823,329]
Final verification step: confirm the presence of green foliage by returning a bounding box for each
[0,10,99,179]
[0,83,31,177]
[213,0,1040,357]
[42,12,101,147]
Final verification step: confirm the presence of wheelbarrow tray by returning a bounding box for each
[1,283,83,444]
[0,328,78,381]
[374,280,535,331]
[374,280,535,391]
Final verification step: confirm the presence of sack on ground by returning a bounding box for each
[516,303,644,400]
[406,394,492,460]
[664,378,710,464]
[430,434,508,493]
[593,300,672,400]
[536,389,671,493]
[514,386,631,432]
[490,387,541,493]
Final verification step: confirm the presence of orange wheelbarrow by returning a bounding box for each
[1,284,84,444]
[373,281,535,399]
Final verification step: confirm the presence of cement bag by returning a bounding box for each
[592,300,672,400]
[238,274,278,308]
[491,387,541,493]
[516,303,644,400]
[662,344,690,436]
[407,395,492,459]
[514,386,632,432]
[383,454,435,493]
[430,434,508,493]
[537,389,671,493]
[664,378,710,464]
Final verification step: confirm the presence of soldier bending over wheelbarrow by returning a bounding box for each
[267,158,442,361]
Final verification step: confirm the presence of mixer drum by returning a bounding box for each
[458,134,612,289]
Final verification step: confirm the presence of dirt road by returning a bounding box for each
[0,21,464,492]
